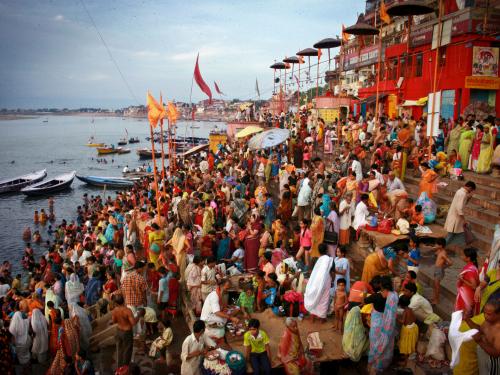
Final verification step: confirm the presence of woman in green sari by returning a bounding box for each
[446,122,464,156]
[458,121,475,171]
[475,261,500,312]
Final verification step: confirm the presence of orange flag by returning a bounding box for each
[342,24,350,42]
[167,102,179,124]
[380,0,391,24]
[147,91,163,128]
[317,48,322,60]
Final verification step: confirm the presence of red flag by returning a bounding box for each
[214,81,224,95]
[194,54,212,104]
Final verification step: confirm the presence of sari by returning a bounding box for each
[342,306,368,362]
[48,309,61,356]
[477,130,493,173]
[368,291,398,371]
[244,223,261,272]
[418,169,438,199]
[48,317,80,375]
[458,130,474,171]
[278,327,312,375]
[471,130,483,169]
[324,129,333,154]
[447,125,463,156]
[361,251,389,283]
[304,255,333,319]
[481,269,500,311]
[320,194,331,218]
[455,262,479,316]
[202,207,214,235]
[65,273,84,305]
[309,215,324,259]
[9,311,32,365]
[170,228,187,281]
[149,229,165,267]
[31,308,48,362]
[69,303,92,351]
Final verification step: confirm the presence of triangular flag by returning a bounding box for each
[214,81,224,95]
[146,91,163,128]
[317,48,323,60]
[194,54,212,104]
[342,24,350,42]
[380,0,391,24]
[167,102,179,124]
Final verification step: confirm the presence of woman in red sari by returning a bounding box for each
[455,247,480,317]
[418,162,438,199]
[470,125,483,171]
[278,317,312,375]
[48,316,80,375]
[244,214,262,272]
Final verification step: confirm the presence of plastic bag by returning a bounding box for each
[378,218,393,234]
[425,326,446,360]
[416,192,437,224]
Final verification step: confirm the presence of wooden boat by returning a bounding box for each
[128,137,140,143]
[182,143,209,158]
[21,171,76,196]
[0,169,47,194]
[122,170,153,178]
[86,143,105,147]
[117,148,131,154]
[76,175,135,188]
[117,138,128,146]
[97,146,121,155]
[136,148,162,159]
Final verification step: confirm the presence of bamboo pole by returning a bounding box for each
[428,0,443,158]
[374,25,383,123]
[148,122,163,225]
[159,118,167,199]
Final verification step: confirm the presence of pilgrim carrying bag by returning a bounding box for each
[324,219,338,244]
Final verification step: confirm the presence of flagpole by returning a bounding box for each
[298,60,301,109]
[316,51,320,99]
[374,25,383,124]
[429,0,443,158]
[149,121,162,225]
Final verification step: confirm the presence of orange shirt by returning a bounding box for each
[398,128,412,149]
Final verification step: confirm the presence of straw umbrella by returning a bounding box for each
[283,56,301,109]
[270,62,288,113]
[297,48,318,103]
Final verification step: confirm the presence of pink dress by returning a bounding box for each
[455,262,479,316]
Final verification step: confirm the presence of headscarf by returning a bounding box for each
[9,311,30,346]
[31,308,48,354]
[65,273,84,304]
[69,303,92,350]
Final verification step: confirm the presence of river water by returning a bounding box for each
[0,115,224,273]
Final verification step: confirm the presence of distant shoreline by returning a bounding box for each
[0,112,228,122]
[0,114,40,120]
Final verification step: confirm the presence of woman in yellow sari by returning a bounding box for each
[447,123,464,156]
[167,226,189,281]
[309,207,325,264]
[346,172,358,202]
[418,162,438,199]
[148,223,165,268]
[477,125,494,173]
[278,318,313,375]
[202,200,214,235]
[458,122,475,171]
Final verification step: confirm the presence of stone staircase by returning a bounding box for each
[403,171,499,319]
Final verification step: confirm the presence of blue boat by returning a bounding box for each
[76,175,136,188]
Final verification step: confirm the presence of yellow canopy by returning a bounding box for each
[235,125,263,138]
[416,96,428,105]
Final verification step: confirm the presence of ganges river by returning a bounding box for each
[0,115,224,273]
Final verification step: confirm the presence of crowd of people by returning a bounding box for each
[0,109,499,375]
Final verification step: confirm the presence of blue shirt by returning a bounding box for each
[158,274,171,303]
[383,246,397,261]
[407,248,421,267]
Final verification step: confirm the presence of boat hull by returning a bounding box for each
[0,169,47,194]
[76,175,135,189]
[136,149,162,159]
[97,147,121,155]
[86,143,105,147]
[22,171,76,196]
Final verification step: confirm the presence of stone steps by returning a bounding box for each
[462,171,500,189]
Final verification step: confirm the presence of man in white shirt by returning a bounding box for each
[352,194,370,231]
[296,177,312,222]
[402,282,441,324]
[386,171,405,192]
[181,320,209,375]
[201,257,217,301]
[350,155,363,182]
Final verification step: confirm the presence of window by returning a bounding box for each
[388,58,398,80]
[415,53,423,77]
[400,56,406,77]
[406,55,413,77]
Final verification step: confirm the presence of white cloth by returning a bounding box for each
[0,283,9,298]
[181,333,209,375]
[352,201,369,230]
[65,273,84,304]
[304,255,333,319]
[297,178,312,206]
[69,303,92,350]
[386,177,405,192]
[351,160,363,181]
[9,311,32,364]
[448,310,478,369]
[31,308,48,355]
[201,265,216,296]
[200,290,225,325]
[339,199,353,230]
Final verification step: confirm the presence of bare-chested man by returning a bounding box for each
[466,300,500,375]
[112,294,145,368]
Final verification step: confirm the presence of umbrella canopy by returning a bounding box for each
[235,125,264,139]
[283,56,300,64]
[387,0,434,16]
[344,22,379,35]
[296,48,318,57]
[248,128,290,150]
[270,62,287,69]
[313,38,341,49]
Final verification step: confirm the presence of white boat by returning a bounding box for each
[0,169,47,193]
[21,171,76,196]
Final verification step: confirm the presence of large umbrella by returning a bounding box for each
[297,48,318,99]
[248,128,290,150]
[314,38,341,70]
[386,0,434,16]
[283,56,302,108]
[344,21,379,35]
[235,125,263,139]
[270,62,288,95]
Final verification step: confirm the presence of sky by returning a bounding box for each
[0,0,365,109]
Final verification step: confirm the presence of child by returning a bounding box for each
[40,209,48,225]
[255,270,266,312]
[34,210,39,224]
[243,319,272,375]
[401,270,423,295]
[398,295,418,366]
[406,237,421,273]
[237,284,256,318]
[432,238,452,304]
[333,278,347,332]
[263,273,279,313]
[410,205,424,226]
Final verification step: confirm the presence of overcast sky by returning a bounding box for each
[0,0,365,109]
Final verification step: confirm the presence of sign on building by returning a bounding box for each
[472,47,499,77]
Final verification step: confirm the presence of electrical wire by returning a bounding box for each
[79,0,140,105]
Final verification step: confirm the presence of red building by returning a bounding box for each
[342,0,500,120]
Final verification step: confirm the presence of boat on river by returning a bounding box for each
[76,175,135,188]
[0,169,47,193]
[117,138,128,146]
[86,136,105,147]
[21,171,76,196]
[117,148,131,154]
[136,148,162,159]
[128,137,140,143]
[97,146,122,155]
